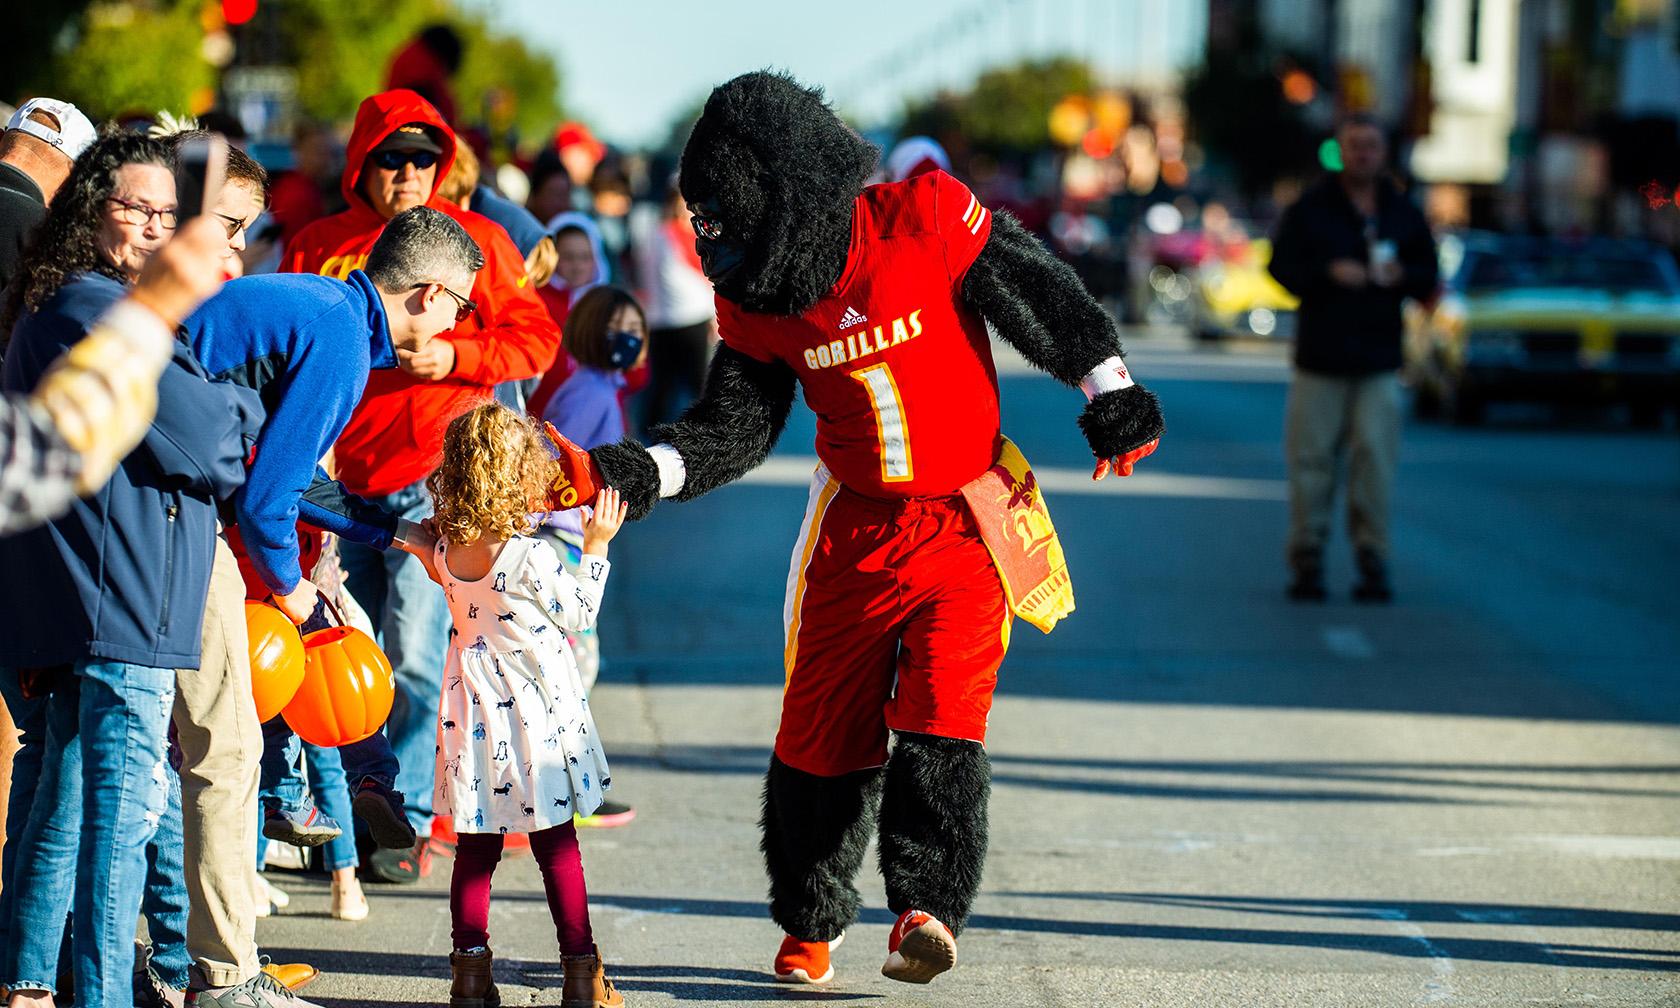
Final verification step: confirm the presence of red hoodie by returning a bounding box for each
[282,90,559,498]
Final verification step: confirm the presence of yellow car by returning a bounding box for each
[1407,232,1680,425]
[1191,236,1300,342]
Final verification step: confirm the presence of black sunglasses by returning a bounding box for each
[689,208,725,241]
[373,149,439,172]
[413,283,476,323]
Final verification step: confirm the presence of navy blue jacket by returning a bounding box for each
[0,274,265,669]
[1269,175,1439,375]
[183,270,399,594]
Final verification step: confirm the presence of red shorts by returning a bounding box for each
[775,465,1010,777]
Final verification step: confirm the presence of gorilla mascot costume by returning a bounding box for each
[547,71,1164,986]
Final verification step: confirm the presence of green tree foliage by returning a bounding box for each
[43,1,216,118]
[901,57,1094,157]
[283,0,441,124]
[11,0,561,146]
[453,21,561,144]
[282,0,561,137]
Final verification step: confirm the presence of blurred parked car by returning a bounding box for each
[1406,232,1680,425]
[1191,234,1300,342]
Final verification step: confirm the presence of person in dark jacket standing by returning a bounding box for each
[0,98,96,297]
[0,132,270,1008]
[1268,115,1437,602]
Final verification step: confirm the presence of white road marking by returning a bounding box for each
[739,456,1287,501]
[1373,909,1457,1004]
[1322,626,1377,660]
[1520,834,1680,860]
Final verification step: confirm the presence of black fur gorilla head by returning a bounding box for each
[679,71,879,317]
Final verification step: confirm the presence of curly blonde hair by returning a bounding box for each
[427,402,558,546]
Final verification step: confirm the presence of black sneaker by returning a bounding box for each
[363,841,430,884]
[1286,569,1328,602]
[134,941,184,1008]
[1352,550,1393,603]
[352,778,418,850]
[1287,549,1327,602]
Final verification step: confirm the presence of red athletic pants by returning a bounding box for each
[775,466,1010,777]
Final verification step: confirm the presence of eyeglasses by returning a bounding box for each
[372,149,439,172]
[214,213,249,240]
[414,282,476,323]
[690,209,725,241]
[106,197,178,231]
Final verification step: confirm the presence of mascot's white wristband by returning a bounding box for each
[1079,356,1136,401]
[649,443,687,498]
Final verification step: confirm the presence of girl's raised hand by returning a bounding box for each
[582,487,629,552]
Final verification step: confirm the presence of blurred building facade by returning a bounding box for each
[1208,0,1680,242]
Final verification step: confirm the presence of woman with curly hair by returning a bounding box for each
[0,128,265,1008]
[417,402,629,1008]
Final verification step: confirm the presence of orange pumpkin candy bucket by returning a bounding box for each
[245,601,305,722]
[281,598,396,747]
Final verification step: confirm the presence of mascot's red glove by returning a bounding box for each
[542,421,605,509]
[1093,438,1159,480]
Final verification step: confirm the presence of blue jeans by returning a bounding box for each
[340,479,450,832]
[2,662,175,1005]
[142,764,191,990]
[256,736,360,873]
[0,670,71,993]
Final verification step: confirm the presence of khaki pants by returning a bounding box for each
[1285,369,1400,564]
[172,535,261,987]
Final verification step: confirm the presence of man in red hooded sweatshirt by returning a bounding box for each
[282,88,559,882]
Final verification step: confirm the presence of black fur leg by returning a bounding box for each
[762,755,884,942]
[1078,384,1166,460]
[878,731,990,936]
[588,438,661,521]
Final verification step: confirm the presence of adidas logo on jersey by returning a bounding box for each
[837,306,867,330]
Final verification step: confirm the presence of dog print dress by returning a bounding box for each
[433,534,612,833]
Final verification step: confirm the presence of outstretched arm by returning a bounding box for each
[553,343,798,521]
[961,210,1164,475]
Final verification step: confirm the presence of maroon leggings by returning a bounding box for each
[451,822,594,954]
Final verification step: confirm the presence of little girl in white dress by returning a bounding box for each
[419,401,627,1008]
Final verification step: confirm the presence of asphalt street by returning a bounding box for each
[256,330,1680,1007]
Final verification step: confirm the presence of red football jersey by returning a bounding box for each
[719,171,1001,498]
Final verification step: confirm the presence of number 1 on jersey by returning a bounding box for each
[850,363,913,482]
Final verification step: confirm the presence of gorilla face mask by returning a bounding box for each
[688,199,749,288]
[678,71,880,316]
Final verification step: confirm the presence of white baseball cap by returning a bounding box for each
[6,97,97,162]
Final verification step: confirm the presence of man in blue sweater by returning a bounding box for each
[181,206,481,859]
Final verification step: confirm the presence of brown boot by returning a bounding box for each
[561,947,624,1007]
[450,947,501,1008]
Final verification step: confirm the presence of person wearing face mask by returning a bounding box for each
[281,89,559,883]
[0,130,268,1008]
[524,215,609,420]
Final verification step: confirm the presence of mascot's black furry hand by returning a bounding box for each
[1077,384,1165,479]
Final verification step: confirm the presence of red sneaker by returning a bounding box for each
[882,909,956,984]
[773,931,843,984]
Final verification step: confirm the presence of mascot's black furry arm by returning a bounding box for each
[964,210,1166,461]
[591,345,796,520]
